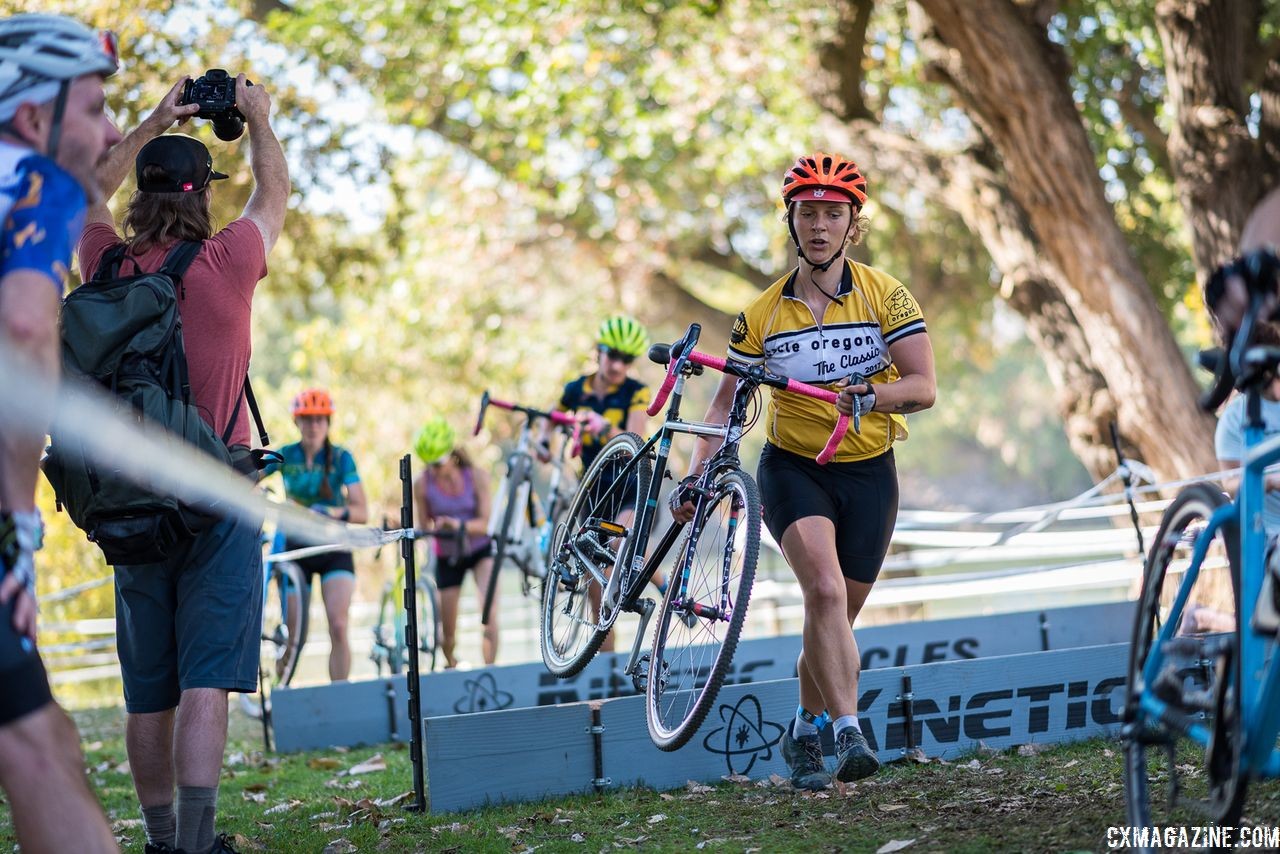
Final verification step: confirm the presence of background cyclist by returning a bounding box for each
[543,315,669,651]
[273,388,368,682]
[0,14,119,852]
[413,417,498,667]
[673,152,935,791]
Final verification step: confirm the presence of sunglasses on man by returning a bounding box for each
[600,346,635,365]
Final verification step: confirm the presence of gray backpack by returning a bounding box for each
[44,241,268,565]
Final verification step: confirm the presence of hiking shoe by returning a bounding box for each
[781,728,831,791]
[210,833,242,853]
[143,844,179,854]
[834,728,880,782]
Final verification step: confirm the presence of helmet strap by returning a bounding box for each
[45,81,69,160]
[788,203,852,285]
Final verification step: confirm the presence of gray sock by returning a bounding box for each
[141,802,176,847]
[176,785,219,853]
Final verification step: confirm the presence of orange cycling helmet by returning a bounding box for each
[781,152,868,208]
[292,388,334,417]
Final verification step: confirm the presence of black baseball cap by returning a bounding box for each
[135,134,229,193]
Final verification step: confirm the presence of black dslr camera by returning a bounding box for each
[179,69,251,141]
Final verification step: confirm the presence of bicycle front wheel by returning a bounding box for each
[414,572,441,673]
[265,560,309,689]
[1123,482,1245,831]
[484,455,532,626]
[647,467,759,751]
[541,431,651,677]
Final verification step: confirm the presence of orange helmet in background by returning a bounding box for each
[292,388,334,417]
[781,152,868,208]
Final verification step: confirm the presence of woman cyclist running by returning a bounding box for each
[274,388,369,682]
[413,417,498,667]
[675,153,935,790]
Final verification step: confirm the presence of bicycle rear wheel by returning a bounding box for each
[647,467,759,751]
[484,455,531,625]
[1123,483,1245,831]
[541,431,651,677]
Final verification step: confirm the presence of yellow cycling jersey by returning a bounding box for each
[727,260,927,462]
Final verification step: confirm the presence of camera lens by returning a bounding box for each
[212,115,245,141]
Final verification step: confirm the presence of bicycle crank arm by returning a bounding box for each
[622,597,656,678]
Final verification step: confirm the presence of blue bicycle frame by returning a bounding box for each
[1137,395,1280,779]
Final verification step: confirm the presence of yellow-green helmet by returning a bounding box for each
[413,417,456,465]
[597,315,649,358]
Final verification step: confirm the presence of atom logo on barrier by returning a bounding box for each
[701,694,786,776]
[453,672,514,714]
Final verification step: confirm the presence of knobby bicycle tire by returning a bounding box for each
[269,559,310,689]
[1123,482,1246,834]
[541,431,652,677]
[647,467,759,751]
[484,454,532,626]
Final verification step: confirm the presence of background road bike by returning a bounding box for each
[475,392,580,626]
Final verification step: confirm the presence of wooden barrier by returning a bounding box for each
[424,642,1129,813]
[271,600,1133,753]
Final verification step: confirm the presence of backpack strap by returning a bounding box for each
[220,375,270,449]
[91,243,129,282]
[159,241,203,299]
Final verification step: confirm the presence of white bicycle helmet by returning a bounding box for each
[0,14,118,155]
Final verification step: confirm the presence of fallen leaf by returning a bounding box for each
[114,760,131,775]
[226,752,247,766]
[696,840,726,849]
[243,782,268,793]
[309,757,343,771]
[242,790,267,803]
[1061,759,1080,769]
[659,793,675,801]
[721,774,751,785]
[877,840,916,853]
[963,759,981,770]
[569,832,586,843]
[1103,748,1115,758]
[647,814,667,824]
[768,773,788,787]
[615,836,647,846]
[263,800,302,816]
[374,791,414,808]
[879,804,908,812]
[85,740,104,752]
[322,841,357,854]
[907,748,929,764]
[1017,743,1049,757]
[345,754,387,776]
[230,834,264,851]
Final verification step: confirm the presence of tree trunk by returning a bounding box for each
[1155,0,1265,278]
[830,121,1120,479]
[914,0,1217,481]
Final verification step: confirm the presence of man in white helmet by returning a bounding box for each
[0,12,121,853]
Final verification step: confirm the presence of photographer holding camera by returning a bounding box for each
[75,72,287,854]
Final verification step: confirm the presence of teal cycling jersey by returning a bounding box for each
[277,441,360,508]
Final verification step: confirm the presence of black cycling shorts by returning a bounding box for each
[436,546,491,590]
[757,443,898,584]
[283,539,356,582]
[0,564,54,725]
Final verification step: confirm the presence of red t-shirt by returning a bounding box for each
[76,219,267,446]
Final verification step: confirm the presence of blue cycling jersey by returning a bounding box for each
[0,142,86,295]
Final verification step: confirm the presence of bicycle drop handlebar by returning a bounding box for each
[647,324,851,465]
[473,390,583,456]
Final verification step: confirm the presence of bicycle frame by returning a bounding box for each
[1137,377,1280,779]
[571,327,844,685]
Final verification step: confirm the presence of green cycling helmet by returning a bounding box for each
[597,315,650,358]
[414,417,457,465]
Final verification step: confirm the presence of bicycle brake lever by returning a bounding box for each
[849,372,867,434]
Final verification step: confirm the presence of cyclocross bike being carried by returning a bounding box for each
[1123,257,1280,843]
[541,322,858,750]
[475,391,581,626]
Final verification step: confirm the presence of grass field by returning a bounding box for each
[2,705,1279,852]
